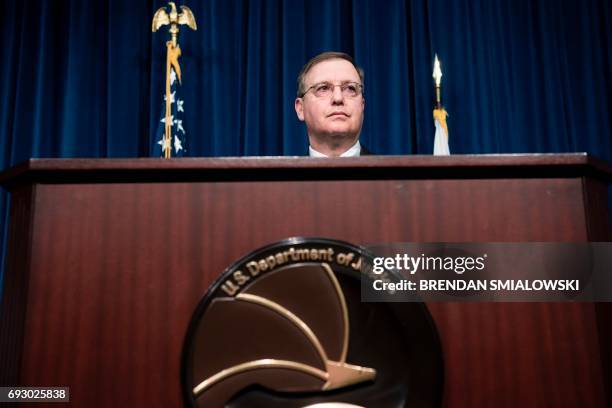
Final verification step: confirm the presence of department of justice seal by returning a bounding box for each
[181,238,443,407]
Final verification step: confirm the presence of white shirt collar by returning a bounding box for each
[309,140,362,157]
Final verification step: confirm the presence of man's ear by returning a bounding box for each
[295,98,305,121]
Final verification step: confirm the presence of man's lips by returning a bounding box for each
[327,112,350,117]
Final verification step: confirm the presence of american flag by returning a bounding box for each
[152,67,188,157]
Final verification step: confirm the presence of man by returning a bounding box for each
[295,52,370,157]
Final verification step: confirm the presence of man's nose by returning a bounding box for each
[331,85,344,104]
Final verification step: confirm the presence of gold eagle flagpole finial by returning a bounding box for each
[152,2,197,159]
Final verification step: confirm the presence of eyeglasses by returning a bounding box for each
[300,81,363,98]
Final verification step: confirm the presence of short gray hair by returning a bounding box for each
[296,51,364,97]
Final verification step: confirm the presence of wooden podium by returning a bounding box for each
[1,154,611,407]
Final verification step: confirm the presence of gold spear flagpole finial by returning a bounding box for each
[152,2,197,159]
[432,54,442,86]
[432,54,443,107]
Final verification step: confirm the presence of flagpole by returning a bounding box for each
[152,2,197,159]
[432,54,450,155]
[164,45,173,158]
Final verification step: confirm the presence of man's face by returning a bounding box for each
[295,59,365,142]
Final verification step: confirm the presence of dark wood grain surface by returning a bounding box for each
[1,154,611,187]
[0,156,610,407]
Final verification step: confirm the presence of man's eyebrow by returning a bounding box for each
[314,80,360,84]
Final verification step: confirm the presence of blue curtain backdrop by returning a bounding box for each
[0,0,610,294]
